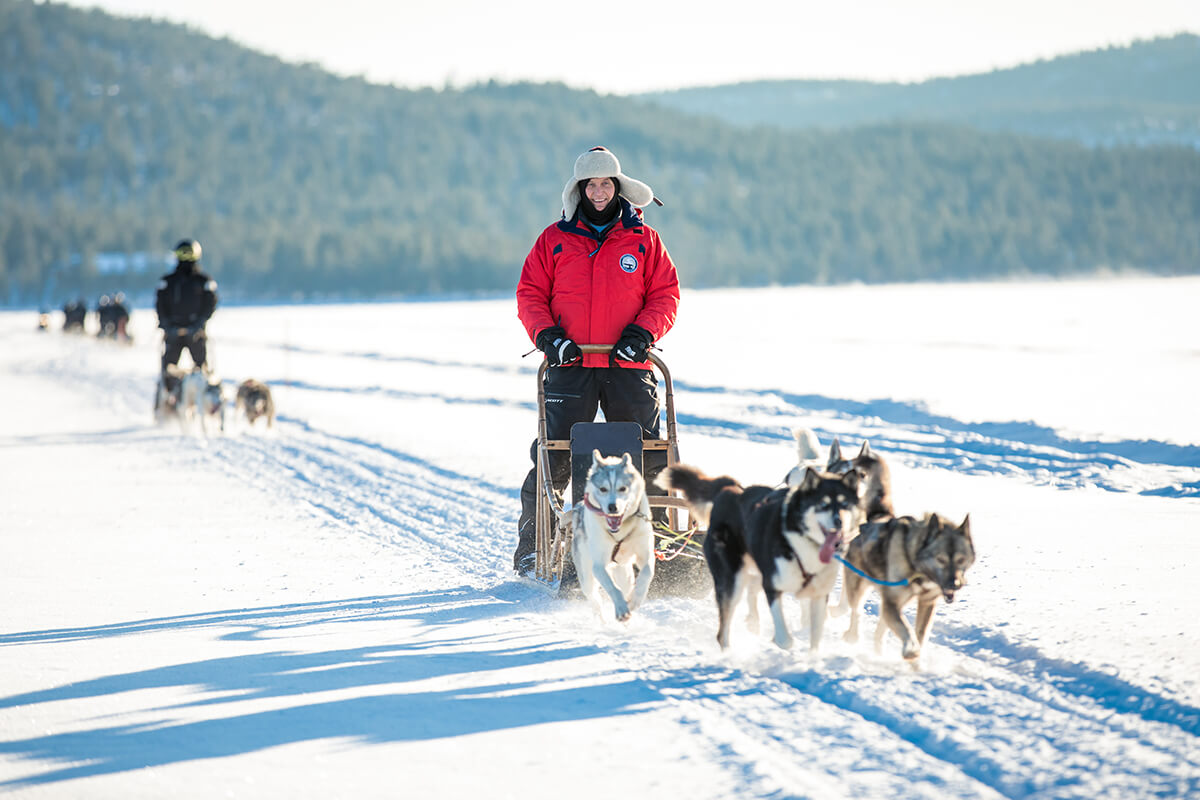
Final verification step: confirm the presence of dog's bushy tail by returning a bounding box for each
[655,464,737,503]
[793,427,822,462]
[656,464,739,526]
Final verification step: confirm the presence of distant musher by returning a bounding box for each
[156,238,218,372]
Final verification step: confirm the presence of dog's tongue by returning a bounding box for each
[819,529,842,564]
[605,514,623,533]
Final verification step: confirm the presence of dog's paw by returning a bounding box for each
[772,632,795,650]
[902,643,921,661]
[612,600,631,622]
[843,630,859,644]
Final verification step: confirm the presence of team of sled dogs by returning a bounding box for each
[155,366,275,436]
[563,428,975,662]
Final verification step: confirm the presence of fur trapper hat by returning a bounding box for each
[562,146,655,219]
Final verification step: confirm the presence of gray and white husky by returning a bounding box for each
[786,431,894,523]
[178,367,225,436]
[660,464,863,652]
[834,513,975,660]
[564,450,656,622]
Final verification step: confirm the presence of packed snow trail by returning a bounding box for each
[3,295,1198,800]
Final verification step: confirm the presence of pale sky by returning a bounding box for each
[65,0,1200,93]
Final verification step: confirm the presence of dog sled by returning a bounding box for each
[531,345,707,596]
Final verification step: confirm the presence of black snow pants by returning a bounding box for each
[161,329,208,372]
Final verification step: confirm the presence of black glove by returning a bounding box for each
[610,324,653,365]
[535,326,581,367]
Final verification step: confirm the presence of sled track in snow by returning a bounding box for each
[191,419,518,589]
[253,362,1199,498]
[175,408,1200,798]
[16,334,1200,799]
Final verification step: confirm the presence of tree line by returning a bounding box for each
[2,0,1198,305]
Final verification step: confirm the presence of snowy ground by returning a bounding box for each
[1,277,1198,799]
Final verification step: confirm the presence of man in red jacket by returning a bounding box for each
[514,146,681,576]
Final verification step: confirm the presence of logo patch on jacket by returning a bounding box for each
[619,254,639,273]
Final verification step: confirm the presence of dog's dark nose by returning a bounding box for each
[607,503,618,514]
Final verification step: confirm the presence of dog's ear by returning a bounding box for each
[592,448,602,466]
[827,438,843,468]
[858,440,873,458]
[800,467,822,492]
[842,469,863,497]
[960,514,971,535]
[621,452,633,467]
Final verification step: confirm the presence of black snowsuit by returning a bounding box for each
[156,262,218,371]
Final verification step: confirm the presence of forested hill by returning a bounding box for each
[2,0,1199,304]
[640,35,1200,147]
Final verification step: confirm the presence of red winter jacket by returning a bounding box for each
[517,201,680,369]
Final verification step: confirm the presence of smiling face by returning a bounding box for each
[584,177,616,212]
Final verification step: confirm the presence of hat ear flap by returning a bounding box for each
[562,179,581,219]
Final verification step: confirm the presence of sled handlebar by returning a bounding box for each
[535,344,678,462]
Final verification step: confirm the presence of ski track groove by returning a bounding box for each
[196,431,513,589]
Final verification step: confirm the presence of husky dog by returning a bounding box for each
[178,368,225,435]
[235,379,275,428]
[782,428,825,486]
[564,450,656,622]
[661,464,862,651]
[788,435,894,523]
[836,513,975,660]
[154,364,186,422]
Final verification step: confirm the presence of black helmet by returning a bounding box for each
[174,239,202,262]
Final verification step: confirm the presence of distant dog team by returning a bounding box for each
[155,370,274,436]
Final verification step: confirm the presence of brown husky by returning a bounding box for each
[834,513,975,660]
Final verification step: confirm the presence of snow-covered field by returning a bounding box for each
[1,277,1198,799]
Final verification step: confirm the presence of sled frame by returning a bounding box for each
[532,345,695,589]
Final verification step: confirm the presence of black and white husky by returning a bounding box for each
[564,450,656,622]
[659,464,863,652]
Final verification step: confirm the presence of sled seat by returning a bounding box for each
[568,422,644,506]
